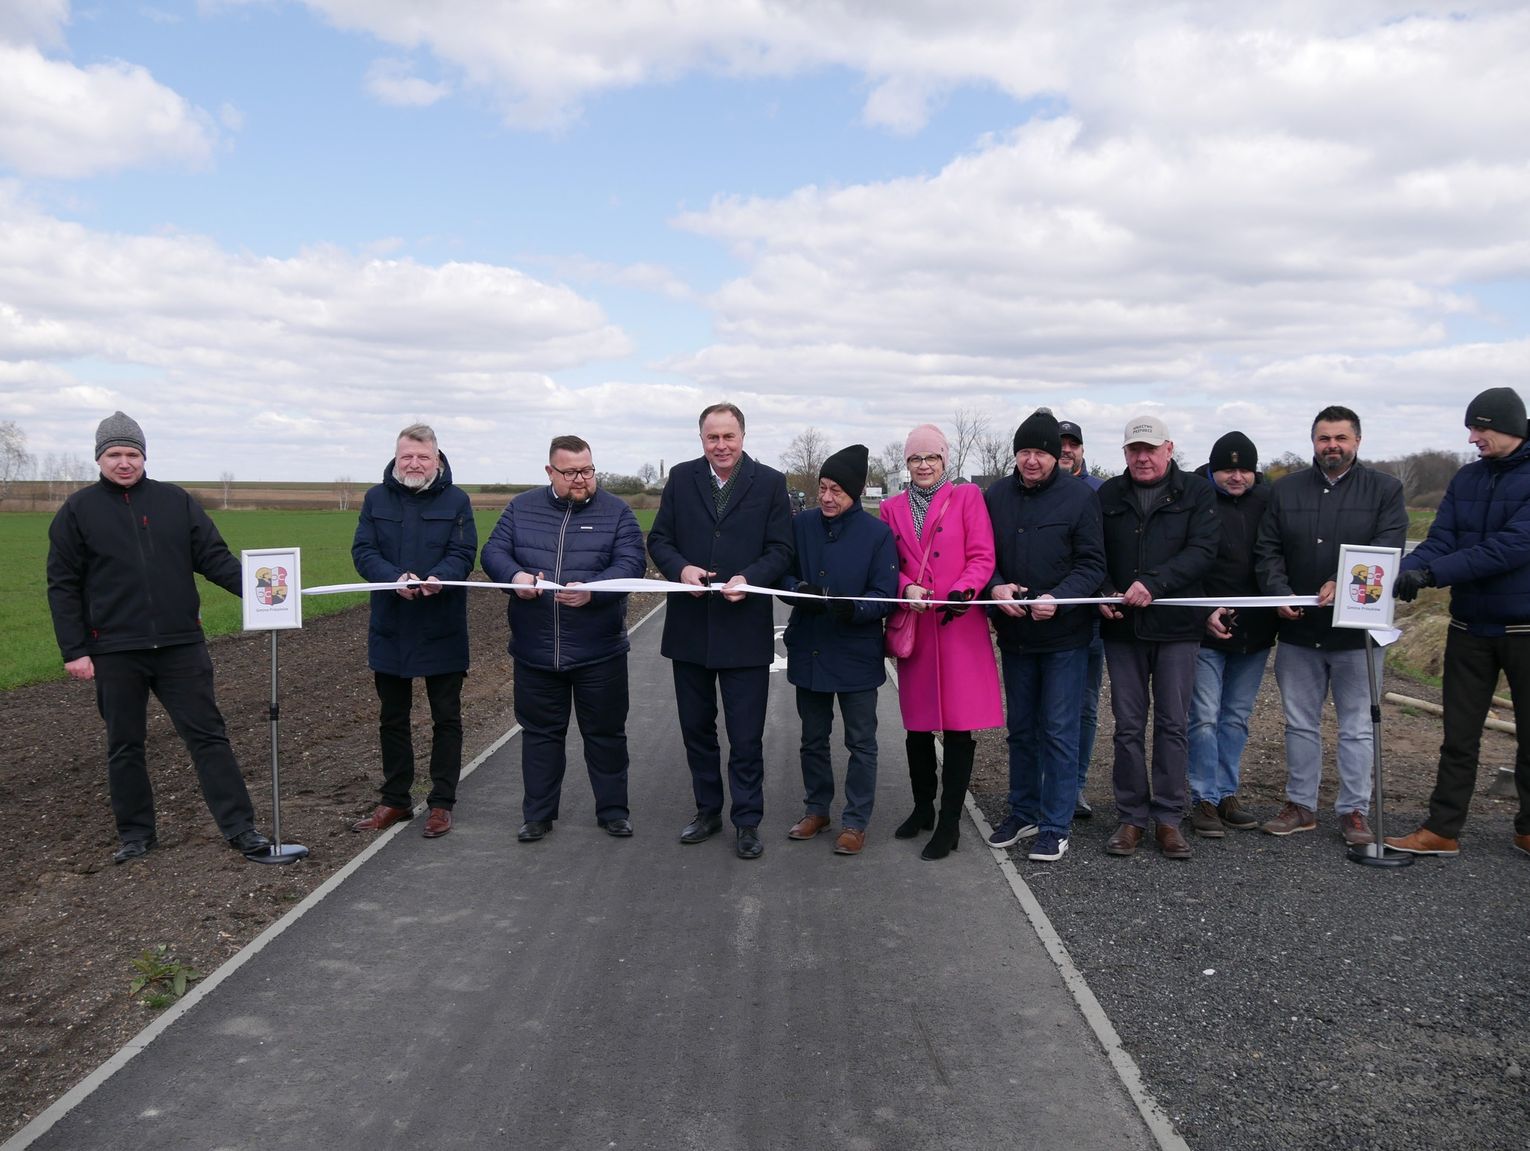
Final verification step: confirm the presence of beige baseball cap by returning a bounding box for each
[1122,414,1170,447]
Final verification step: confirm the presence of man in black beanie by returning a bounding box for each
[982,410,1105,863]
[1187,431,1276,838]
[46,413,272,864]
[780,444,898,855]
[1387,387,1530,859]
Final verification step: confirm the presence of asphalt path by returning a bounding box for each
[16,603,1157,1151]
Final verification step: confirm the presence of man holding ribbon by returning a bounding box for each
[481,435,647,843]
[647,403,793,859]
[351,423,477,839]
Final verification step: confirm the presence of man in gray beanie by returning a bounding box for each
[1387,387,1530,859]
[46,412,271,864]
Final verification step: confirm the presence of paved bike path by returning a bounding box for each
[18,605,1156,1151]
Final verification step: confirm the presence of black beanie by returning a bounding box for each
[1012,410,1061,459]
[1464,387,1527,433]
[1208,430,1258,473]
[820,443,868,501]
[94,411,146,459]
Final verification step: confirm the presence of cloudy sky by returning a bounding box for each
[2,0,1528,483]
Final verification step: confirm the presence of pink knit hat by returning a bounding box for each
[904,423,949,461]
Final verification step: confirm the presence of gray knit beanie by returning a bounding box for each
[94,411,146,459]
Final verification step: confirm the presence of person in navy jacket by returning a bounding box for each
[481,435,647,842]
[351,424,477,839]
[780,444,898,855]
[1387,387,1530,859]
[647,403,793,859]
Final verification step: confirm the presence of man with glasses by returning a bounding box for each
[481,435,647,843]
[648,402,794,858]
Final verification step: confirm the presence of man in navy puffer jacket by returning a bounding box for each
[352,424,477,839]
[1386,387,1530,859]
[481,435,647,843]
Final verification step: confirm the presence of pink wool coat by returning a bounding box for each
[881,483,1003,733]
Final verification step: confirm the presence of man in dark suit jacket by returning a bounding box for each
[647,402,793,858]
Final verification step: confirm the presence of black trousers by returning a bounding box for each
[374,671,464,811]
[93,643,257,844]
[514,655,630,823]
[672,660,768,828]
[1427,628,1530,838]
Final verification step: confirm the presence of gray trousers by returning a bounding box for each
[1103,639,1199,829]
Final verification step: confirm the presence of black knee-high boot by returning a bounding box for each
[895,731,939,839]
[922,731,974,861]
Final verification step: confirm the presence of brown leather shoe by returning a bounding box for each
[1156,823,1192,860]
[422,808,453,838]
[1515,833,1530,858]
[833,827,866,855]
[352,804,412,832]
[1339,810,1373,846]
[1261,801,1316,836]
[1105,823,1143,856]
[1384,826,1460,856]
[788,814,832,840]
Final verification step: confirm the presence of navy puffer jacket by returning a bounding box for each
[352,452,477,677]
[480,485,647,671]
[1402,433,1530,634]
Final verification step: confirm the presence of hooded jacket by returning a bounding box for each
[352,452,477,677]
[1402,433,1530,634]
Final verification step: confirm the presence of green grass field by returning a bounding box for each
[4,504,658,691]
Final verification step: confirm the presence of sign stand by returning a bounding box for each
[241,549,309,866]
[1332,544,1413,870]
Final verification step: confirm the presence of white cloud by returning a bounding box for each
[0,186,637,478]
[364,57,451,107]
[0,29,218,178]
[0,0,68,49]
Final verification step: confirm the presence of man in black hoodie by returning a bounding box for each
[47,412,272,865]
[1187,432,1277,838]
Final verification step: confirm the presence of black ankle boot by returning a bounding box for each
[894,803,936,839]
[921,819,960,860]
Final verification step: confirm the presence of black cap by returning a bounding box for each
[1464,387,1527,433]
[1208,431,1258,473]
[1013,411,1061,459]
[1057,419,1083,443]
[819,443,868,501]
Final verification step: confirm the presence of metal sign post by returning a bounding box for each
[241,549,308,866]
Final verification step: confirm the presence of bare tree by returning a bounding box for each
[637,462,657,487]
[780,427,831,493]
[950,407,990,480]
[976,433,1014,482]
[38,451,93,503]
[219,470,236,509]
[334,475,356,511]
[0,420,33,497]
[878,440,907,490]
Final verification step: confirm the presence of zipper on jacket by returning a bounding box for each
[552,500,574,670]
[123,488,161,649]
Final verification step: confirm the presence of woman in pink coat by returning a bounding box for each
[881,424,1003,860]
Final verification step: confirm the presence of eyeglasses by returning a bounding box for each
[551,466,596,480]
[906,454,943,467]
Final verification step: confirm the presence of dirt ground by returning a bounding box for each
[0,589,1519,1141]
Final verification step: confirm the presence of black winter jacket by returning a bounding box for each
[47,475,242,660]
[352,453,477,678]
[1096,462,1220,643]
[480,484,646,672]
[983,467,1106,653]
[1255,460,1407,650]
[1192,465,1278,654]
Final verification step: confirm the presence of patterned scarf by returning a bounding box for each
[907,474,949,539]
[713,468,738,515]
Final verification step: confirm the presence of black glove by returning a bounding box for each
[792,583,828,613]
[830,597,856,623]
[939,588,975,626]
[1393,568,1433,602]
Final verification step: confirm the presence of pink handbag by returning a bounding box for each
[885,497,948,659]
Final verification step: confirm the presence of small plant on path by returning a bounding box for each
[129,944,203,1008]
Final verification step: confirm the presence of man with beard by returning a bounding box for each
[1058,418,1105,821]
[1254,406,1407,846]
[351,424,478,838]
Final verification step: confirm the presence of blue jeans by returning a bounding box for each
[796,687,880,829]
[1187,646,1270,804]
[1001,647,1087,836]
[1274,642,1380,815]
[1076,630,1104,796]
